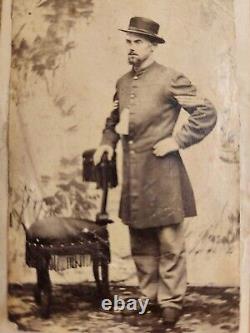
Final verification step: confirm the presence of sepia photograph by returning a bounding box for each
[1,0,242,332]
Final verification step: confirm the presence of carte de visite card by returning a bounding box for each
[0,1,247,332]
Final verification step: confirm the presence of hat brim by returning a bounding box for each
[119,28,165,44]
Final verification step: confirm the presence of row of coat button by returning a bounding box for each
[130,77,138,99]
[127,75,139,138]
[128,140,135,154]
[128,74,139,212]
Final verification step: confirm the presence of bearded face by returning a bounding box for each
[126,33,155,66]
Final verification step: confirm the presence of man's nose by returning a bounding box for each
[129,45,137,53]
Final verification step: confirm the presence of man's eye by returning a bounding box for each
[135,40,142,44]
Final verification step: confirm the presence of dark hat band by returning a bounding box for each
[119,28,165,43]
[129,26,157,35]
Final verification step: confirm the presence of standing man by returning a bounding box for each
[94,17,217,327]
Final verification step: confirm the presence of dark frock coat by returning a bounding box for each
[101,62,217,229]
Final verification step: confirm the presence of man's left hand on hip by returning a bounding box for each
[153,137,179,157]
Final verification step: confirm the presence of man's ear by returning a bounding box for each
[151,43,158,52]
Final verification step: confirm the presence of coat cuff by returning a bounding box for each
[174,133,186,149]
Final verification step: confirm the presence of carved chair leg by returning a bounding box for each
[100,261,110,298]
[93,258,102,295]
[93,258,110,299]
[34,256,52,318]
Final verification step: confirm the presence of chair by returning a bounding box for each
[24,149,117,317]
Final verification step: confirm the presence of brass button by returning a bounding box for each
[133,76,138,80]
[130,94,135,98]
[129,140,133,144]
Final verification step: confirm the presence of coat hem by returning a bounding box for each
[121,217,187,229]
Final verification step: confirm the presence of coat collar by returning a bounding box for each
[132,61,157,76]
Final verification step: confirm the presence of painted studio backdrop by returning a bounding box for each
[9,0,239,287]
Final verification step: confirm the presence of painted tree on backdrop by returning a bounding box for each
[10,0,97,223]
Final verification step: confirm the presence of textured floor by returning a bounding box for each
[8,283,239,333]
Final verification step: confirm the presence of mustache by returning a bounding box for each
[128,52,138,55]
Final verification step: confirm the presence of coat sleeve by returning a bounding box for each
[169,71,217,149]
[100,90,120,148]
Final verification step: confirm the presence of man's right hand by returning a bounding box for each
[93,145,114,165]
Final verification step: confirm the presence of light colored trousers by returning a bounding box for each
[129,223,186,310]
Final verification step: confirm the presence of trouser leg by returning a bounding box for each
[157,223,187,310]
[129,227,159,302]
